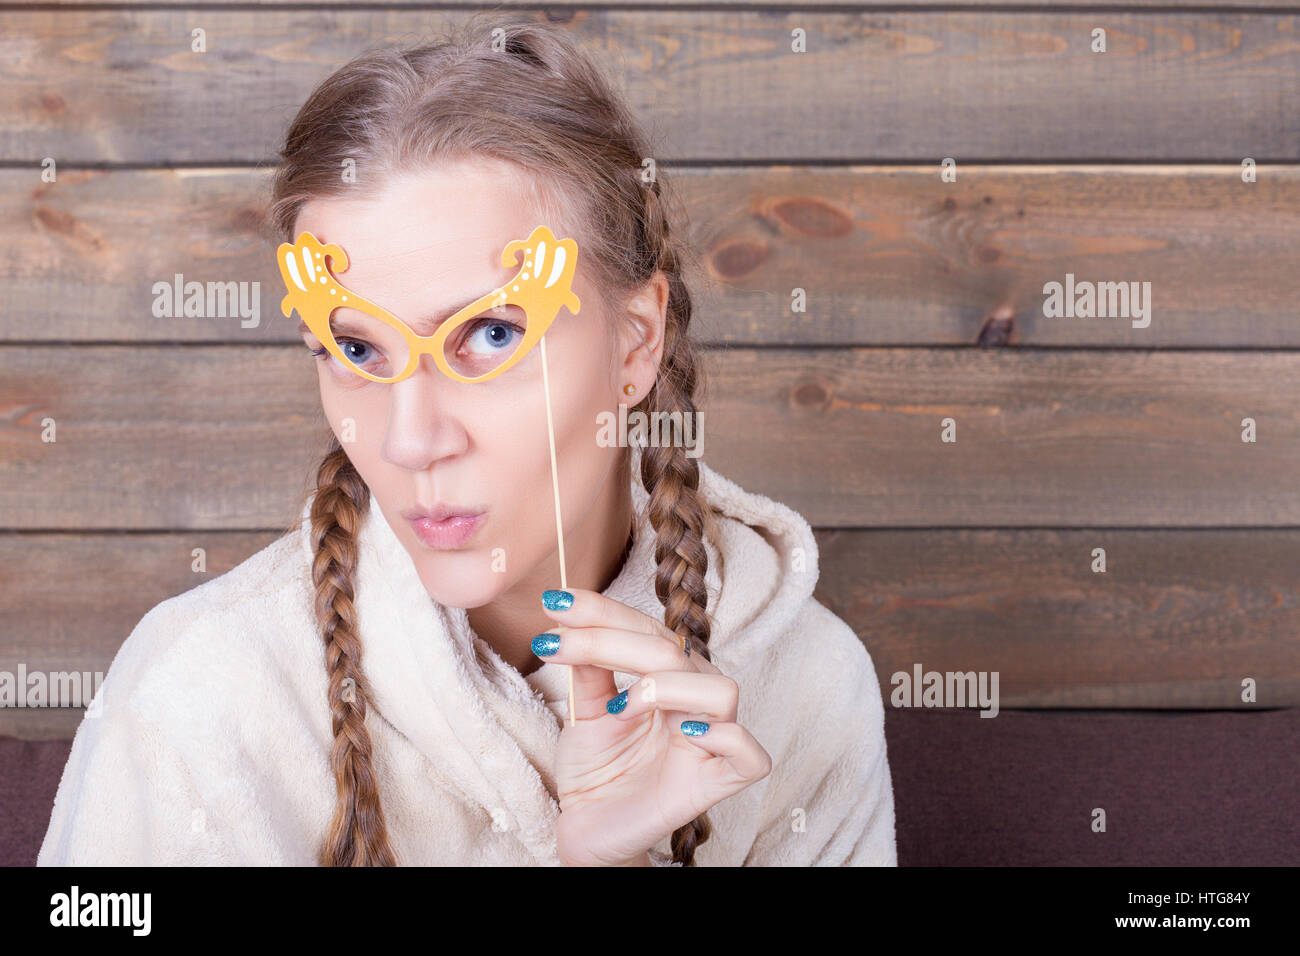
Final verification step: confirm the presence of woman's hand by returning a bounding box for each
[533,587,773,867]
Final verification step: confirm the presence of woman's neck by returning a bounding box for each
[467,459,636,677]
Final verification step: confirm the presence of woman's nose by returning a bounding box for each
[380,365,470,470]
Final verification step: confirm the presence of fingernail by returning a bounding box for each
[681,720,709,737]
[542,589,574,611]
[606,691,628,715]
[532,633,562,657]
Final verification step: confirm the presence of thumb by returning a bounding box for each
[567,659,620,724]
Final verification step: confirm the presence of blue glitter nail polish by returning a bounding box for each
[532,633,561,657]
[681,720,709,737]
[606,691,628,715]
[542,589,574,611]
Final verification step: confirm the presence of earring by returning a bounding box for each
[623,383,636,396]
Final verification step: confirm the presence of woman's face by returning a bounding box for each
[294,159,651,608]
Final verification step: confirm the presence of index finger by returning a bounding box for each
[542,587,688,654]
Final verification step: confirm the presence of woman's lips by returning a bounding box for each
[406,512,485,550]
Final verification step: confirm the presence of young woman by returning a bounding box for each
[38,15,896,867]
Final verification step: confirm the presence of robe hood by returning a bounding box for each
[314,444,821,864]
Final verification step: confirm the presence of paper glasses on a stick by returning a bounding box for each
[276,224,583,723]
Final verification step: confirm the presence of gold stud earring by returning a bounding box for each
[623,383,636,396]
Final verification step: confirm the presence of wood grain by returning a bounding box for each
[816,528,1300,709]
[5,166,1299,348]
[5,10,1297,163]
[3,3,1296,742]
[2,346,1296,529]
[26,1,1292,7]
[701,348,1300,527]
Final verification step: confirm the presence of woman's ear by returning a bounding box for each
[616,270,670,395]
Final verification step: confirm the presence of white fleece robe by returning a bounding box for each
[37,456,897,866]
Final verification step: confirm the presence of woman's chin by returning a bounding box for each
[409,551,507,609]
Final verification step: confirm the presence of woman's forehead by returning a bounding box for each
[293,217,541,324]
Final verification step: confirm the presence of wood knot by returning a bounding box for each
[766,197,853,238]
[34,206,76,236]
[976,307,1016,347]
[793,381,831,409]
[709,239,769,281]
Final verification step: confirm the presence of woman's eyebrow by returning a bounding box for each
[296,292,500,337]
[411,294,494,334]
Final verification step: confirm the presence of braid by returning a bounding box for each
[636,176,716,866]
[309,439,398,866]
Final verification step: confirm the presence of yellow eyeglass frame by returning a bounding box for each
[276,224,581,384]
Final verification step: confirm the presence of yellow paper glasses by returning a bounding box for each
[276,224,581,384]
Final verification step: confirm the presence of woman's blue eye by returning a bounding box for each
[462,318,523,355]
[337,339,373,364]
[308,340,373,376]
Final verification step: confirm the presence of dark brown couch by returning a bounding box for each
[4,707,1295,866]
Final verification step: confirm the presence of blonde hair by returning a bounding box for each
[269,14,716,866]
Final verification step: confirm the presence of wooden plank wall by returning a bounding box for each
[2,4,1298,739]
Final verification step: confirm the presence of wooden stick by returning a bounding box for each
[538,336,576,726]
